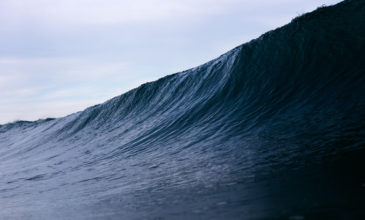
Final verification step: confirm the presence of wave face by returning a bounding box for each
[1,1,365,219]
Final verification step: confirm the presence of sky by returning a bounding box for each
[0,0,342,124]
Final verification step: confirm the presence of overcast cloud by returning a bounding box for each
[0,0,342,124]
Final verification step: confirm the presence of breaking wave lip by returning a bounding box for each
[0,0,365,219]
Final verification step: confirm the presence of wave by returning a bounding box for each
[0,0,364,219]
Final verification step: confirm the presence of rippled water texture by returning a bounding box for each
[0,0,364,219]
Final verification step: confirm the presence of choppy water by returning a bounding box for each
[0,0,364,219]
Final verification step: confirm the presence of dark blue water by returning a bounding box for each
[0,0,364,219]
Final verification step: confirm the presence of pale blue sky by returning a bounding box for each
[0,0,342,124]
